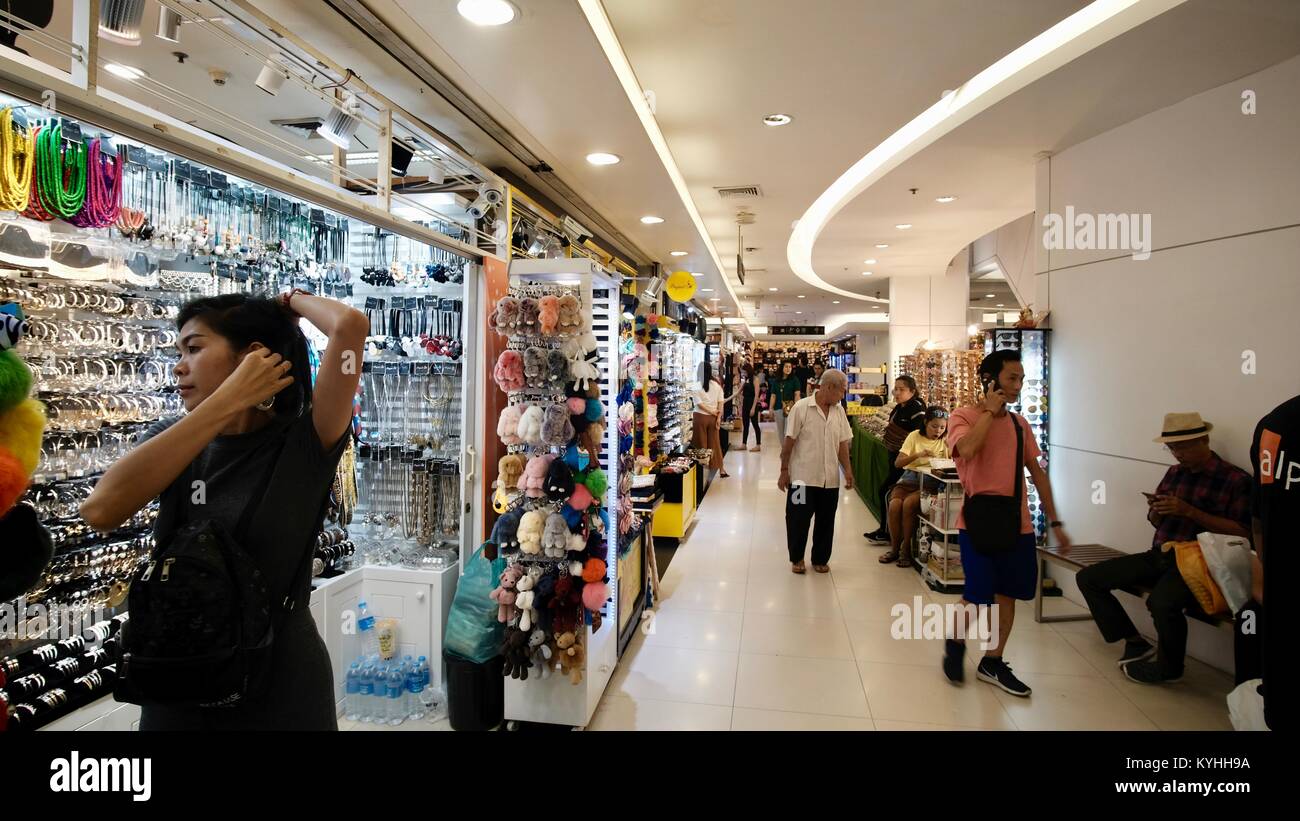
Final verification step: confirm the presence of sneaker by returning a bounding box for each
[1118,638,1156,667]
[1121,659,1182,685]
[942,639,965,683]
[977,656,1032,697]
[865,529,890,545]
[0,222,49,268]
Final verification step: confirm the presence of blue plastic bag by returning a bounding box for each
[443,544,507,664]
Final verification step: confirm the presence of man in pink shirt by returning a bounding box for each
[942,350,1071,697]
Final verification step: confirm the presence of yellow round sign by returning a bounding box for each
[665,270,697,303]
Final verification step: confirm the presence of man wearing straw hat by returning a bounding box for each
[1076,412,1250,685]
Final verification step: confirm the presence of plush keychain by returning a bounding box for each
[546,348,570,389]
[501,628,532,680]
[497,405,524,446]
[498,454,525,491]
[544,459,576,501]
[521,453,557,498]
[538,295,560,335]
[541,403,575,447]
[542,513,570,558]
[519,297,540,333]
[557,294,584,333]
[528,629,554,679]
[493,296,520,333]
[517,404,545,446]
[524,347,547,389]
[580,467,608,498]
[554,631,585,685]
[516,570,539,632]
[490,564,524,623]
[568,482,595,512]
[492,350,525,393]
[518,510,545,556]
[489,507,525,557]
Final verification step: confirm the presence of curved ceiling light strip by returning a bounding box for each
[787,0,1188,301]
[577,0,748,331]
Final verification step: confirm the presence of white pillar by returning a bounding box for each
[887,254,970,375]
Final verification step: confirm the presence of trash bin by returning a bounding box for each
[445,650,504,731]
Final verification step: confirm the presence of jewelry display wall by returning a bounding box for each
[893,346,983,412]
[648,330,694,459]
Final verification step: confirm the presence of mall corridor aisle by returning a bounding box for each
[591,429,1237,731]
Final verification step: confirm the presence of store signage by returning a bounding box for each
[665,270,697,303]
[769,325,824,336]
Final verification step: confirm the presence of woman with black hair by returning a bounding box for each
[865,375,926,545]
[694,359,742,478]
[82,290,368,730]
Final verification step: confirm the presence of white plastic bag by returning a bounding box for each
[1197,532,1253,614]
[1227,679,1268,731]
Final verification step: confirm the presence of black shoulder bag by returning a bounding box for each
[115,440,307,709]
[961,414,1024,555]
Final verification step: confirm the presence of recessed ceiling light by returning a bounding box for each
[875,243,889,249]
[762,113,793,126]
[105,63,147,79]
[457,0,517,26]
[670,250,688,256]
[936,195,957,203]
[862,271,873,276]
[895,223,912,230]
[797,295,806,299]
[702,288,715,292]
[691,272,703,277]
[796,311,803,314]
[832,300,841,304]
[996,303,1005,307]
[768,287,778,292]
[985,293,996,298]
[640,216,664,224]
[586,152,621,165]
[863,258,877,265]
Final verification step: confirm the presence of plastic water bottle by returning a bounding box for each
[386,665,406,725]
[356,659,376,723]
[406,661,426,720]
[416,656,435,713]
[357,601,379,658]
[344,662,362,721]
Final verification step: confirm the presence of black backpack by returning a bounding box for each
[114,442,307,709]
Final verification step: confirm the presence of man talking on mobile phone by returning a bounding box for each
[941,349,1069,697]
[1076,412,1250,685]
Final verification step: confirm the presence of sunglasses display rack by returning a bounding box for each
[647,330,696,460]
[985,328,1051,541]
[892,347,984,412]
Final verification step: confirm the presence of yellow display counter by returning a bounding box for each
[651,464,697,539]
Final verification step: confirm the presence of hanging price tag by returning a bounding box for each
[210,172,228,188]
[146,154,167,174]
[413,362,431,377]
[60,119,83,142]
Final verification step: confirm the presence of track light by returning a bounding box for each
[255,60,289,96]
[316,93,361,150]
[156,6,182,42]
[100,0,146,45]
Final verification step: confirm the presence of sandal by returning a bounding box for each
[878,551,900,564]
[749,446,762,452]
[791,561,806,574]
[896,555,913,568]
[813,564,830,573]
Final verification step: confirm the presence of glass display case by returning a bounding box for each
[985,328,1051,541]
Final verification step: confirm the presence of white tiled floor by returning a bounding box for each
[589,424,1239,731]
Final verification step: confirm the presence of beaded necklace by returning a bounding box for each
[0,107,34,211]
[70,138,122,228]
[35,122,87,219]
[22,125,56,221]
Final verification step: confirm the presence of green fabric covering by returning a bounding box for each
[850,420,893,522]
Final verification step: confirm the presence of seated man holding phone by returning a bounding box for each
[1076,412,1251,685]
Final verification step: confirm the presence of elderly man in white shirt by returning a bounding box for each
[777,368,855,574]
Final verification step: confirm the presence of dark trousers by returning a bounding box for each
[786,484,840,565]
[877,458,903,534]
[742,405,761,446]
[1076,549,1198,676]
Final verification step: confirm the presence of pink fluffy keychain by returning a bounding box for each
[493,350,526,392]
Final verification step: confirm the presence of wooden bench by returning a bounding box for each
[1035,544,1232,627]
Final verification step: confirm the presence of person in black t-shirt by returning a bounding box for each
[865,375,927,544]
[1250,394,1297,731]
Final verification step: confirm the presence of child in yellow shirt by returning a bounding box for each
[879,407,949,566]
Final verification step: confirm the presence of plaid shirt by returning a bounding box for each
[1151,451,1251,550]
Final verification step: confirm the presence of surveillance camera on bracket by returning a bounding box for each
[562,216,592,245]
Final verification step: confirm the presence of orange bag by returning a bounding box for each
[1161,540,1228,616]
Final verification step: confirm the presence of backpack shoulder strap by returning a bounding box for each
[1012,413,1024,506]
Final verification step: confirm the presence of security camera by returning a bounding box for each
[209,69,230,86]
[479,183,504,206]
[562,216,592,245]
[467,195,490,221]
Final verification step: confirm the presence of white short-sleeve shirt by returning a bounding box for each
[786,396,854,488]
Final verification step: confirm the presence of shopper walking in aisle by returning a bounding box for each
[941,350,1070,697]
[770,360,803,442]
[879,406,949,567]
[864,376,926,545]
[808,361,825,395]
[1076,412,1250,685]
[1250,394,1296,730]
[741,364,764,452]
[693,361,742,478]
[82,290,368,730]
[778,369,854,574]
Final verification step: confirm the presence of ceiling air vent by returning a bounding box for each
[716,185,763,199]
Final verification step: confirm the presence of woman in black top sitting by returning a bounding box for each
[82,290,368,731]
[864,375,926,544]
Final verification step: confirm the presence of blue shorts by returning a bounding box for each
[958,530,1038,606]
